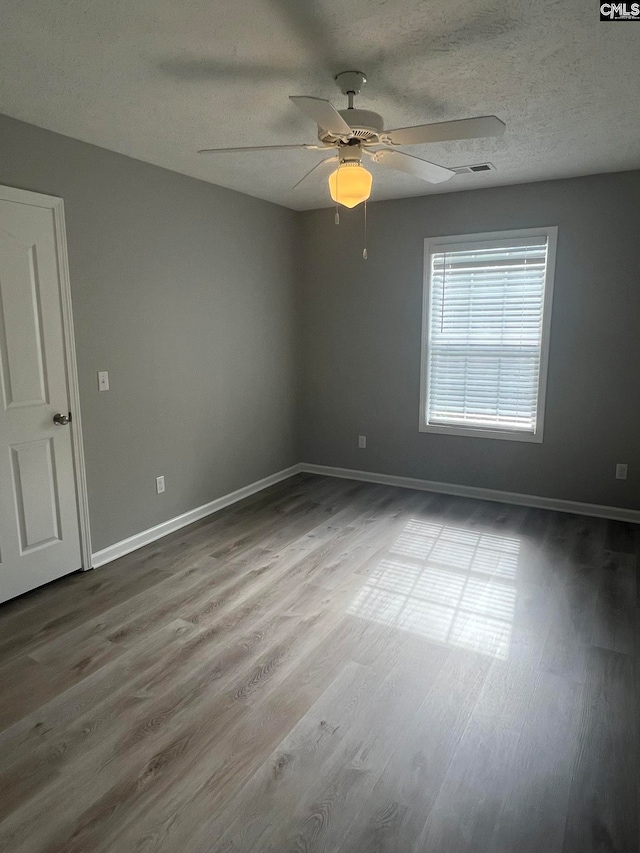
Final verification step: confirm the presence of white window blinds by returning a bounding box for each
[424,233,553,436]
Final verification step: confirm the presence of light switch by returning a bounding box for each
[98,371,109,391]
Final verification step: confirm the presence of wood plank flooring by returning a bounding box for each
[0,473,637,852]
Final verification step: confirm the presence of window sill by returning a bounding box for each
[419,422,543,443]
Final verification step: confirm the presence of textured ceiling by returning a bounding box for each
[1,0,639,210]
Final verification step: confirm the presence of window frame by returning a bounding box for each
[419,226,558,443]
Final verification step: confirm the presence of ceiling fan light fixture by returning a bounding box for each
[328,163,372,208]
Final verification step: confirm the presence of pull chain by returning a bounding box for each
[362,200,368,259]
[334,163,340,224]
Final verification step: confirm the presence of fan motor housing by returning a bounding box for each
[318,108,384,144]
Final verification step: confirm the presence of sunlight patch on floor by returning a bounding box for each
[348,519,520,659]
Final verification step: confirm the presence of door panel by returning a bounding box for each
[0,235,49,408]
[0,193,82,602]
[11,439,61,552]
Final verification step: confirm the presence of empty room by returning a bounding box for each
[0,1,638,851]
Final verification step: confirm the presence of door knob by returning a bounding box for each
[53,413,71,426]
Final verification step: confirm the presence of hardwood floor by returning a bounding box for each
[0,473,637,852]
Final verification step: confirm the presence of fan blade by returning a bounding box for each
[373,149,455,184]
[198,144,321,154]
[383,116,506,146]
[292,156,338,190]
[289,96,352,138]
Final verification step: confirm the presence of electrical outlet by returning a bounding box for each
[98,371,109,391]
[156,475,165,494]
[615,463,628,480]
[358,435,367,449]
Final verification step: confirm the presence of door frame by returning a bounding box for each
[0,184,93,570]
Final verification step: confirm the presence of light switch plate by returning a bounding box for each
[358,435,367,449]
[98,371,109,391]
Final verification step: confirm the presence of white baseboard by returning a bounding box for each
[91,459,640,568]
[300,463,640,525]
[91,464,303,568]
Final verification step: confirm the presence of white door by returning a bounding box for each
[0,188,84,603]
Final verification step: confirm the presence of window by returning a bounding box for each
[420,227,557,442]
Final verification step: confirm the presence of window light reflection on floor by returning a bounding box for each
[347,519,520,659]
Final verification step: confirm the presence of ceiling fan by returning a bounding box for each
[198,71,506,208]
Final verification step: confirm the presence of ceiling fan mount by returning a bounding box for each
[334,70,367,96]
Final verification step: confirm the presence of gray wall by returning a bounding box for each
[299,170,640,510]
[3,108,638,554]
[0,114,299,552]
